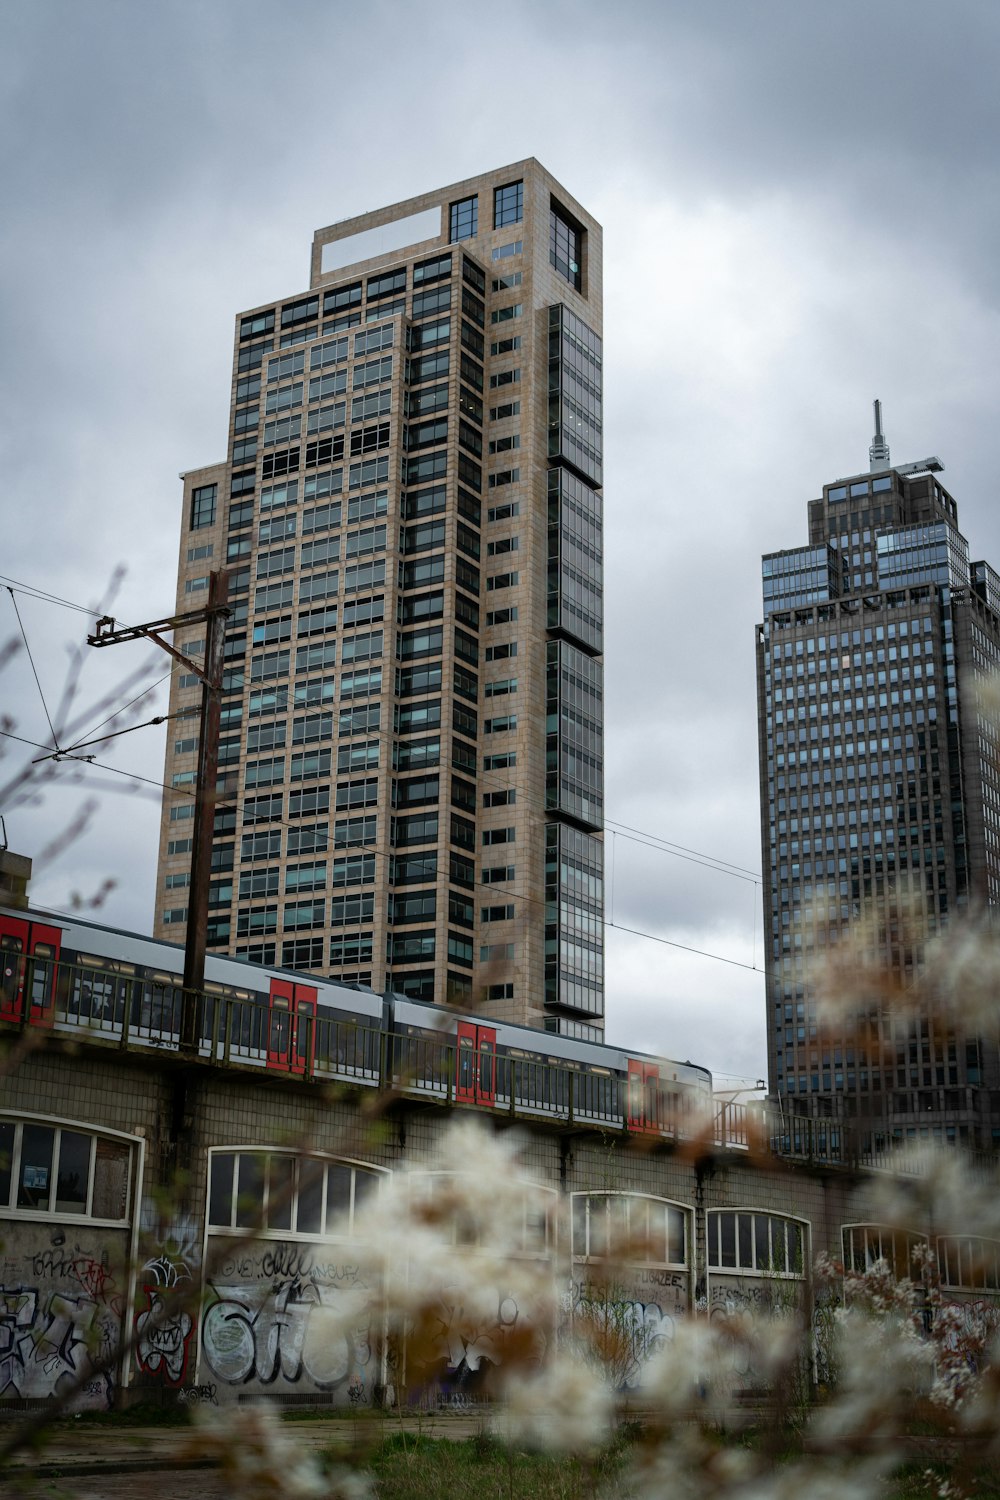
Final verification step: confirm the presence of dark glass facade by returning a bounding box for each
[547,467,603,653]
[543,303,604,1035]
[757,458,1000,1156]
[545,823,603,1021]
[548,305,602,486]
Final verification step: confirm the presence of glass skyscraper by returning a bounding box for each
[154,162,605,1038]
[757,413,1000,1156]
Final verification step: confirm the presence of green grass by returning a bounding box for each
[351,1430,1000,1500]
[885,1456,1000,1498]
[361,1433,632,1500]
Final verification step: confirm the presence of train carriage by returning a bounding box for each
[1,903,715,1139]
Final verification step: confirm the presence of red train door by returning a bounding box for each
[267,978,316,1074]
[456,1021,497,1106]
[0,916,60,1025]
[627,1060,659,1132]
[26,924,61,1028]
[0,914,28,1022]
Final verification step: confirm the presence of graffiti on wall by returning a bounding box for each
[200,1241,375,1400]
[134,1256,194,1386]
[709,1275,806,1379]
[0,1240,123,1408]
[133,1203,201,1387]
[569,1267,688,1389]
[426,1281,548,1398]
[942,1296,1000,1343]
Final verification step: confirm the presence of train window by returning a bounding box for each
[207,1149,384,1237]
[78,952,110,969]
[1,1117,132,1222]
[29,943,57,1007]
[205,982,254,1001]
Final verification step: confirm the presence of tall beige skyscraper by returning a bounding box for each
[155,161,605,1037]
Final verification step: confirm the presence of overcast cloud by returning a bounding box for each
[2,0,999,1088]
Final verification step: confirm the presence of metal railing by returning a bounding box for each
[18,952,991,1168]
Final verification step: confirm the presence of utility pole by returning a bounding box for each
[89,569,231,1051]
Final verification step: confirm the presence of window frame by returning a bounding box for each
[0,1112,139,1226]
[206,1147,387,1240]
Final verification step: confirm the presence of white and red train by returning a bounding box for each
[0,903,714,1136]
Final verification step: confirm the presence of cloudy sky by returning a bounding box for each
[2,0,999,1088]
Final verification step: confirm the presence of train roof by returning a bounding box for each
[5,902,714,1083]
[3,902,383,1016]
[390,993,713,1086]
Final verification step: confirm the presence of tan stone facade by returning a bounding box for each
[154,162,604,1036]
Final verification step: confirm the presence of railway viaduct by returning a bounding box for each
[6,1019,987,1412]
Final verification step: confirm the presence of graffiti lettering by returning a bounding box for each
[201,1276,371,1392]
[30,1245,113,1301]
[709,1277,805,1377]
[629,1269,686,1290]
[429,1285,524,1374]
[215,1246,361,1285]
[0,1284,117,1408]
[944,1298,1000,1341]
[571,1290,674,1389]
[177,1382,218,1404]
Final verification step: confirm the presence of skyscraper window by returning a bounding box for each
[449,196,478,243]
[493,181,523,229]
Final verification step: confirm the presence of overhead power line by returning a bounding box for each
[0,575,114,621]
[5,588,59,750]
[605,820,760,881]
[2,571,766,889]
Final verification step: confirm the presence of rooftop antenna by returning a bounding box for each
[869,397,891,473]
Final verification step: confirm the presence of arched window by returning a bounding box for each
[207,1149,386,1238]
[0,1114,134,1223]
[571,1193,687,1268]
[708,1209,807,1278]
[936,1235,1000,1292]
[841,1223,927,1280]
[407,1171,556,1254]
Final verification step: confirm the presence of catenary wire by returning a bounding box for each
[6,588,59,749]
[0,575,115,621]
[604,820,759,880]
